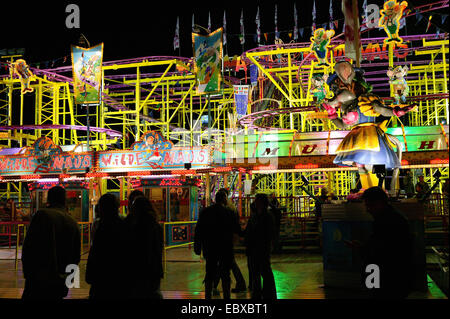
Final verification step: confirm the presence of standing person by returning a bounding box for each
[402,170,415,198]
[358,187,413,299]
[194,190,241,299]
[269,193,282,253]
[245,193,277,300]
[415,175,430,199]
[125,196,164,299]
[21,186,81,300]
[211,188,247,294]
[127,189,145,215]
[85,193,127,299]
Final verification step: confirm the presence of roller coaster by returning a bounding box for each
[0,6,448,213]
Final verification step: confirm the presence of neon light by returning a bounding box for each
[430,159,449,164]
[401,159,409,165]
[253,165,277,171]
[294,163,319,169]
[212,167,232,172]
[20,174,41,180]
[159,178,183,186]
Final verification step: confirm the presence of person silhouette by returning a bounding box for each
[21,186,81,300]
[125,196,164,299]
[245,193,277,300]
[194,190,241,299]
[86,193,127,299]
[360,187,413,299]
[212,188,247,295]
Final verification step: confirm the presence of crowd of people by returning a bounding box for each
[18,178,447,300]
[21,186,163,300]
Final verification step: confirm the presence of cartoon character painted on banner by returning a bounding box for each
[310,28,335,66]
[387,65,409,104]
[25,137,62,173]
[9,59,34,93]
[321,61,415,192]
[131,131,173,169]
[379,0,408,44]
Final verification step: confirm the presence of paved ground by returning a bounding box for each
[0,246,447,299]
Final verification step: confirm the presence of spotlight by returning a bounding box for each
[184,163,192,170]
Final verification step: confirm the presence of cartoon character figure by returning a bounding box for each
[387,65,409,104]
[379,0,408,44]
[10,59,34,93]
[322,61,415,192]
[310,28,335,66]
[132,131,173,169]
[25,137,62,173]
[310,74,330,104]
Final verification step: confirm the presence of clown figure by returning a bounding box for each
[379,0,408,43]
[310,28,335,66]
[387,66,409,104]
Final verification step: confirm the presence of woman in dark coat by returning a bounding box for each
[125,196,164,299]
[86,193,127,299]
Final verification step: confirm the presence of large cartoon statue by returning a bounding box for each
[379,0,408,44]
[322,61,415,191]
[387,65,409,104]
[310,28,335,66]
[10,59,34,93]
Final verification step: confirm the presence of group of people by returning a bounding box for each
[194,189,278,300]
[21,186,163,300]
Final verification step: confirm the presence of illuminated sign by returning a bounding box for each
[0,153,92,176]
[97,149,210,173]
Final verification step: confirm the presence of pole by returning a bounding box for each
[352,0,361,68]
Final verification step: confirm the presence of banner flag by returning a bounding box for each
[250,64,258,87]
[174,16,180,50]
[192,28,223,94]
[240,9,245,45]
[71,43,103,104]
[233,85,250,117]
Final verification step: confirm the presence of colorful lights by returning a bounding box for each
[430,158,449,165]
[294,163,319,169]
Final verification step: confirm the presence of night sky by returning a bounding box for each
[2,0,446,66]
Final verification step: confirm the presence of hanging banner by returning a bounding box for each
[233,85,250,117]
[192,28,223,94]
[71,43,104,104]
[250,64,258,87]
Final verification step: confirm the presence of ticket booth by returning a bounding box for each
[29,181,90,222]
[133,177,200,246]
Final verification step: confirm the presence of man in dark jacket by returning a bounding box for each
[245,193,277,299]
[22,186,81,300]
[361,187,414,299]
[194,190,241,299]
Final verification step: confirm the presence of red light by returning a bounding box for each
[171,169,196,175]
[212,167,232,172]
[159,178,183,186]
[294,163,319,169]
[127,171,151,176]
[401,160,409,165]
[20,174,41,180]
[430,158,449,164]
